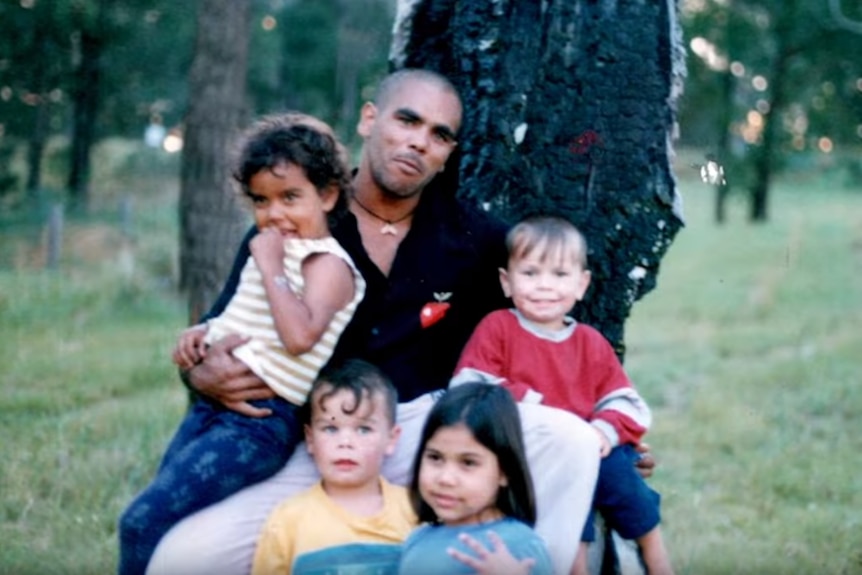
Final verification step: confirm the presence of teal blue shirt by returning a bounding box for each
[398,517,553,575]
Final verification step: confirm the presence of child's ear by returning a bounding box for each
[498,268,512,298]
[320,184,340,213]
[304,424,314,454]
[575,269,592,300]
[499,472,508,488]
[384,424,402,457]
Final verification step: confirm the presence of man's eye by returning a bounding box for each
[433,131,454,145]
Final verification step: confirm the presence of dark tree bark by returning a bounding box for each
[393,0,686,362]
[67,0,109,211]
[25,43,49,196]
[179,0,252,324]
[394,4,686,570]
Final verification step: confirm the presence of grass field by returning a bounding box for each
[1,147,860,574]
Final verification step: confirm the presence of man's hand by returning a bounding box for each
[634,442,656,479]
[186,334,276,417]
[449,532,536,575]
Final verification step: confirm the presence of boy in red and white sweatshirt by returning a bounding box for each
[452,215,674,575]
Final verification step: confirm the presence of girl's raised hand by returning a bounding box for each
[449,531,536,575]
[249,227,286,278]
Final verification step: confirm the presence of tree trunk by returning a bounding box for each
[748,52,786,223]
[748,51,785,223]
[394,2,685,572]
[26,80,48,197]
[393,0,685,361]
[179,0,252,324]
[67,0,107,212]
[714,69,733,224]
[748,1,797,223]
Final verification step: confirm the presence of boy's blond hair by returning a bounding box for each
[505,215,588,268]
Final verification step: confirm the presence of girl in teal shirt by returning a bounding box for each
[398,383,553,575]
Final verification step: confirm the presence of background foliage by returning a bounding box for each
[1,0,859,214]
[1,0,861,573]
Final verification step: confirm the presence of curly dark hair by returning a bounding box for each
[231,112,352,224]
[302,358,398,426]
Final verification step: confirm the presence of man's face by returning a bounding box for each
[357,79,462,199]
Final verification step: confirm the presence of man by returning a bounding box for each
[147,69,600,575]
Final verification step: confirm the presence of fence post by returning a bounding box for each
[119,195,133,239]
[46,203,63,270]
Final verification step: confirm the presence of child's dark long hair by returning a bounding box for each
[409,382,537,526]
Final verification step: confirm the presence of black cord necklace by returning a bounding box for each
[351,195,415,236]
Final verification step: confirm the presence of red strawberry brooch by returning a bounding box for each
[420,292,452,328]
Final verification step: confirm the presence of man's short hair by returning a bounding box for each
[374,68,461,111]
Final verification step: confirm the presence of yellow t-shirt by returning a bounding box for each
[251,478,417,575]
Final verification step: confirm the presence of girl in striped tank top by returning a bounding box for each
[118,113,365,575]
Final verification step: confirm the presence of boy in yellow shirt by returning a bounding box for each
[251,359,416,574]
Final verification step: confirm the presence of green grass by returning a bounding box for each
[1,149,861,574]
[625,163,862,574]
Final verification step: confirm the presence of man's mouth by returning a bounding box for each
[393,155,423,175]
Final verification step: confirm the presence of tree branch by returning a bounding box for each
[829,0,862,34]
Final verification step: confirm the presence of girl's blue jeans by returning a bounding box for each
[117,396,301,575]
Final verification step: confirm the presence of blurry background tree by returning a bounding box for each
[1,0,859,220]
[0,0,195,208]
[178,0,251,325]
[249,0,393,150]
[678,0,862,222]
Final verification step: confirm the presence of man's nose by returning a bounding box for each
[407,128,430,152]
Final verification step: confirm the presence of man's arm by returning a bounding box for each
[182,334,276,417]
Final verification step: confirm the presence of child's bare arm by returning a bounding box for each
[251,231,354,355]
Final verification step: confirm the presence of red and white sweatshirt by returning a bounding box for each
[451,309,651,447]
